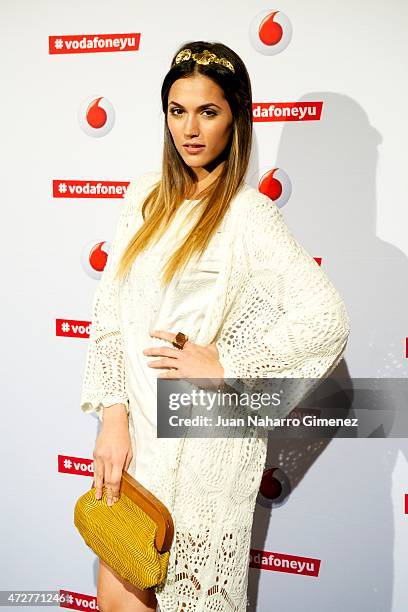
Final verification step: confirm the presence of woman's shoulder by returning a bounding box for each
[233,181,279,222]
[239,181,276,205]
[229,182,302,251]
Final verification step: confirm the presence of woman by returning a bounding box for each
[80,41,350,611]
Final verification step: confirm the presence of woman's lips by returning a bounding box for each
[183,145,205,154]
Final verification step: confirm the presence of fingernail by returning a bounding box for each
[107,498,112,506]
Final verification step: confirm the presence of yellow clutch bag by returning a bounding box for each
[73,469,174,590]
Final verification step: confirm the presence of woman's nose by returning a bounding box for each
[183,114,200,135]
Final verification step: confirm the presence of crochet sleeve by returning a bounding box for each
[216,191,350,416]
[79,171,159,421]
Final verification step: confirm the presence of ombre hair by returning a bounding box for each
[115,40,253,285]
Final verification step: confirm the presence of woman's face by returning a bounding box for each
[166,74,234,179]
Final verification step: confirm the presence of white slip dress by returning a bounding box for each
[119,196,229,491]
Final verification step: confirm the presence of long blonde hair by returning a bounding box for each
[115,40,253,286]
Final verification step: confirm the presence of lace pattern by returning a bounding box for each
[153,434,268,612]
[79,171,350,610]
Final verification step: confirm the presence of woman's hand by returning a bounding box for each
[92,404,133,506]
[143,329,225,381]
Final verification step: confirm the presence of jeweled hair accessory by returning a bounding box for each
[173,48,235,74]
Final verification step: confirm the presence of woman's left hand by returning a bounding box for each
[143,329,224,380]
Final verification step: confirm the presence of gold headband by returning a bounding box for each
[173,48,235,74]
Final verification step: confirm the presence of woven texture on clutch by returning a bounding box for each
[74,485,170,590]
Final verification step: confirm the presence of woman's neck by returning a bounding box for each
[187,164,224,199]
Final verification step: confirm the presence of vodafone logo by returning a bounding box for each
[258,168,292,209]
[78,96,115,137]
[53,179,129,198]
[58,454,94,475]
[252,101,323,122]
[249,548,321,576]
[258,466,291,508]
[249,9,293,55]
[48,32,140,55]
[56,319,91,338]
[82,240,111,279]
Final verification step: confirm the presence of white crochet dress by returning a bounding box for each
[80,171,350,611]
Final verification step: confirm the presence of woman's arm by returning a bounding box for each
[79,178,141,422]
[215,191,350,417]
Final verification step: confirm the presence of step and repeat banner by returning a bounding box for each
[2,1,408,611]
